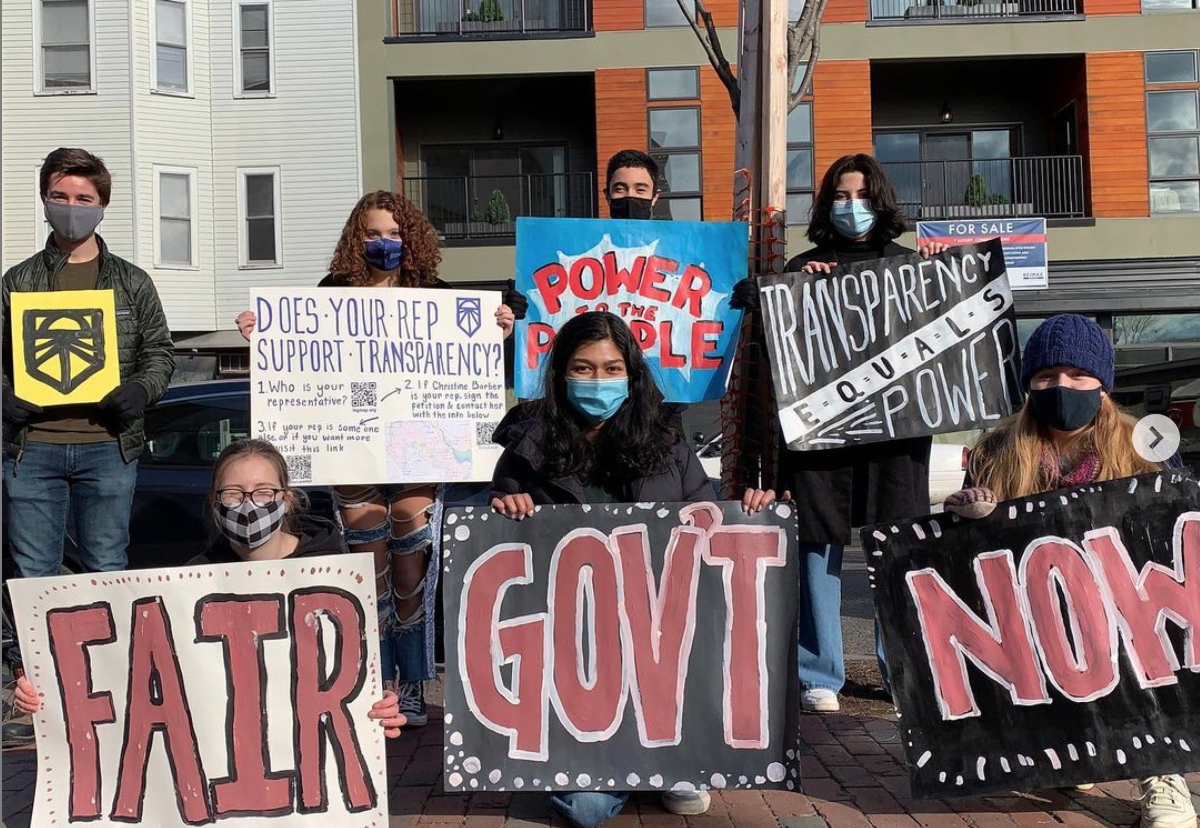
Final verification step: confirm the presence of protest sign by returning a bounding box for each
[8,553,386,827]
[251,287,506,486]
[918,219,1048,290]
[11,288,119,406]
[759,239,1021,451]
[515,217,748,403]
[441,500,801,792]
[863,472,1200,798]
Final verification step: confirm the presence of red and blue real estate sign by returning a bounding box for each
[918,218,1048,290]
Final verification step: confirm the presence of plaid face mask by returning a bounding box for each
[213,499,287,549]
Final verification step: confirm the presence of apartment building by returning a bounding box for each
[1,0,363,356]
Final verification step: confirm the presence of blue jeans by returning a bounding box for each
[797,542,845,693]
[550,793,630,828]
[3,442,138,577]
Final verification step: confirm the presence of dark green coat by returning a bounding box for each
[2,235,176,462]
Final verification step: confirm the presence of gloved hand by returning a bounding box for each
[943,486,997,520]
[99,382,149,424]
[503,280,529,320]
[2,385,43,426]
[729,277,760,311]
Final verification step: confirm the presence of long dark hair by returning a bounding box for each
[807,153,907,248]
[533,312,675,489]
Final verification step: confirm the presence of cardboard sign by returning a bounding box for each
[441,501,801,793]
[515,217,748,403]
[251,287,506,485]
[11,289,120,406]
[8,554,386,827]
[758,240,1021,451]
[918,219,1048,290]
[864,472,1200,798]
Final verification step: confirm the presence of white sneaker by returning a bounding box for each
[662,791,711,816]
[801,688,840,712]
[1139,775,1198,828]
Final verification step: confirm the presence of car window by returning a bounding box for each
[143,395,250,468]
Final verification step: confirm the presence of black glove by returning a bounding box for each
[503,280,529,321]
[729,277,760,311]
[99,382,149,424]
[2,385,43,426]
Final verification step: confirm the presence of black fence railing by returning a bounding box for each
[880,156,1086,220]
[870,0,1076,20]
[404,172,596,241]
[396,0,589,36]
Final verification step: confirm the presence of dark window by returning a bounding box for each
[41,0,91,89]
[1148,89,1200,213]
[647,68,699,101]
[786,102,814,226]
[245,173,277,264]
[645,0,689,26]
[1146,51,1198,83]
[239,3,271,93]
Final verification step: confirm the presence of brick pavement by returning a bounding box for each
[3,702,1196,828]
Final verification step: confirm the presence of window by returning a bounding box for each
[648,107,702,220]
[143,397,250,467]
[648,68,698,101]
[238,168,281,267]
[153,0,190,93]
[236,1,273,95]
[1143,0,1198,10]
[645,0,689,26]
[1148,89,1200,213]
[38,0,92,91]
[786,103,814,226]
[1146,51,1198,84]
[155,167,198,267]
[1113,313,1200,345]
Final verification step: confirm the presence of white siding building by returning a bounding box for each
[1,0,363,349]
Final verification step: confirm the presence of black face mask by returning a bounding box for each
[608,196,654,220]
[1028,386,1103,432]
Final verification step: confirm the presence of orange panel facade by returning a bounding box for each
[1082,0,1140,14]
[699,66,737,221]
[1086,52,1149,218]
[823,0,869,23]
[595,68,648,215]
[812,60,873,178]
[592,0,642,31]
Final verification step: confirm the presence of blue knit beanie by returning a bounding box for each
[1020,314,1114,391]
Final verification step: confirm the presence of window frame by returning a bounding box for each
[34,0,97,95]
[786,101,815,226]
[233,0,275,98]
[153,165,200,269]
[646,67,700,102]
[150,0,194,96]
[646,105,703,220]
[1146,87,1200,214]
[237,167,283,268]
[1145,50,1199,84]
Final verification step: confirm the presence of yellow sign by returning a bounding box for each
[11,289,120,407]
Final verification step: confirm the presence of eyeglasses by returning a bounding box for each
[217,487,285,507]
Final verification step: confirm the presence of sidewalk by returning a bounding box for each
[4,690,1196,828]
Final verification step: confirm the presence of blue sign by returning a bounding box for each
[515,217,749,403]
[918,218,1048,290]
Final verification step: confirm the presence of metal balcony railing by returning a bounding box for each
[870,0,1076,20]
[404,172,596,241]
[880,156,1087,220]
[395,0,589,36]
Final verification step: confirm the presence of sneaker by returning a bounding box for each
[801,688,840,713]
[661,791,711,816]
[397,681,428,728]
[1139,775,1198,828]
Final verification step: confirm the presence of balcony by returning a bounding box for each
[395,0,590,38]
[404,172,596,243]
[881,156,1087,220]
[869,0,1077,21]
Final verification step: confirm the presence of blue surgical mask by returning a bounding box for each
[566,378,629,423]
[830,199,876,239]
[364,238,404,271]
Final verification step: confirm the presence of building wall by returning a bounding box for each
[595,68,646,215]
[1086,52,1149,218]
[699,66,737,221]
[812,60,872,175]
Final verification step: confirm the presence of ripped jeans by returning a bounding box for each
[333,484,443,686]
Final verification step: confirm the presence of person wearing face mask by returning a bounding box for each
[2,148,176,582]
[943,314,1195,828]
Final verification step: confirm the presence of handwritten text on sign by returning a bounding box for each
[864,473,1200,797]
[251,287,506,485]
[8,554,385,828]
[515,217,748,403]
[759,240,1021,451]
[442,501,801,792]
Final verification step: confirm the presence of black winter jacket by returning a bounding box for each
[189,514,346,565]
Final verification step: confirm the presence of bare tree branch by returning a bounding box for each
[674,0,740,114]
[785,0,827,110]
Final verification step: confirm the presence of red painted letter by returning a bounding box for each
[525,322,555,370]
[532,263,568,314]
[690,321,723,370]
[672,264,712,317]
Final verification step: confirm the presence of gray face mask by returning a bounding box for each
[44,200,104,243]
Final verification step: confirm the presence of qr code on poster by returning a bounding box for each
[285,454,313,484]
[351,381,377,411]
[476,421,499,445]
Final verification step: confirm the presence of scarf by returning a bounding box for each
[1038,444,1101,489]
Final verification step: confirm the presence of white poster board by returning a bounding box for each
[8,554,386,828]
[250,287,507,486]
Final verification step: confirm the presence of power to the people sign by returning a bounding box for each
[918,218,1048,290]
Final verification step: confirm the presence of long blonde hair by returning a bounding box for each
[969,394,1159,500]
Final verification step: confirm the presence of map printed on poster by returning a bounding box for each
[515,217,749,403]
[251,287,506,486]
[8,554,387,828]
[918,219,1048,290]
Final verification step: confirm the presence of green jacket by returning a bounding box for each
[2,235,176,462]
